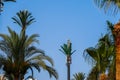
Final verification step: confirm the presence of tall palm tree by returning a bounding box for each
[0,0,16,12]
[72,72,85,80]
[59,40,76,80]
[0,27,58,80]
[94,0,120,14]
[2,9,58,80]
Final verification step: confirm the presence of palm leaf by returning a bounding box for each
[45,65,58,79]
[72,72,85,80]
[94,0,120,15]
[12,10,35,30]
[59,40,76,56]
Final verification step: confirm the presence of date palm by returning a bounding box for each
[59,40,76,80]
[4,10,58,78]
[0,27,58,80]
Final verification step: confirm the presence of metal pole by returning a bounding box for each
[67,55,71,80]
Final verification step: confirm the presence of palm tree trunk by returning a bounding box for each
[67,55,71,80]
[115,40,120,80]
[67,63,70,80]
[113,22,120,80]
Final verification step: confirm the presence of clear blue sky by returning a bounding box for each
[0,0,120,80]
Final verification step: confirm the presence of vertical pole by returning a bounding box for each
[67,63,70,80]
[67,55,71,80]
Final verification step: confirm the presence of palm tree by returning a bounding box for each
[72,72,85,80]
[84,34,114,80]
[0,0,16,12]
[94,0,120,79]
[94,0,120,14]
[59,40,76,80]
[8,10,58,80]
[84,21,115,80]
[0,27,58,80]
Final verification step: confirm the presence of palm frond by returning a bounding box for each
[25,46,45,59]
[59,40,75,56]
[72,72,85,80]
[83,47,97,65]
[26,53,54,66]
[45,65,58,79]
[30,63,41,72]
[0,12,57,80]
[12,10,35,30]
[25,34,39,47]
[94,0,120,15]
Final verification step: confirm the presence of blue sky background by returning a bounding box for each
[0,0,120,80]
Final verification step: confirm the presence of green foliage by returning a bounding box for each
[59,40,76,56]
[84,34,114,72]
[86,66,99,80]
[72,72,85,80]
[0,10,58,80]
[106,21,115,80]
[84,21,115,79]
[0,27,58,79]
[12,10,35,31]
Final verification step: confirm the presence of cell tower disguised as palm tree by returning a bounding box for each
[59,40,76,80]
